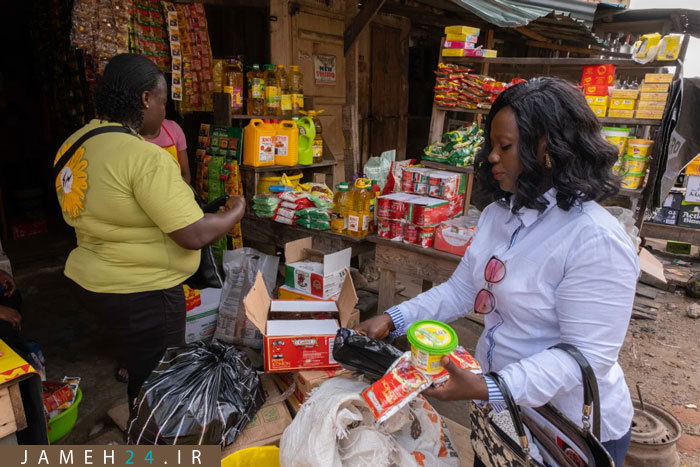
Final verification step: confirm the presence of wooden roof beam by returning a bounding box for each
[344,0,386,54]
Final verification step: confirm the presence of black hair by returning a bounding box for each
[475,76,619,213]
[94,53,163,130]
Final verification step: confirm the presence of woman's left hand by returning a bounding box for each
[423,356,489,401]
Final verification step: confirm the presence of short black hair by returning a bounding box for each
[475,77,619,213]
[94,54,162,130]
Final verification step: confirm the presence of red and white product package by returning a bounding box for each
[404,196,450,226]
[384,159,417,194]
[403,224,435,248]
[362,353,431,423]
[434,217,476,256]
[377,217,405,241]
[431,346,482,385]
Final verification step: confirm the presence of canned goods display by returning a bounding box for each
[390,219,404,240]
[377,197,392,218]
[377,217,392,238]
[417,226,436,248]
[429,184,441,197]
[403,224,418,244]
[414,183,429,195]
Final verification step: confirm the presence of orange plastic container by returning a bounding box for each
[274,120,299,166]
[243,119,276,167]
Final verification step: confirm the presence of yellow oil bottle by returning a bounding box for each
[331,183,350,234]
[346,178,371,238]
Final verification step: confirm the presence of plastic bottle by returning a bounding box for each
[289,65,304,114]
[264,64,280,116]
[367,179,381,234]
[347,178,371,237]
[297,116,316,166]
[274,120,299,166]
[246,64,265,116]
[243,119,275,167]
[224,57,244,115]
[277,65,292,118]
[331,183,349,234]
[301,110,324,163]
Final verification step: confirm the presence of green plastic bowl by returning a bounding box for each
[48,388,82,444]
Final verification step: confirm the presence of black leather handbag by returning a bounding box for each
[470,343,614,467]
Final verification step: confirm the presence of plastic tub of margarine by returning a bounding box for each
[602,126,631,157]
[621,173,645,189]
[626,139,654,157]
[407,320,458,375]
[624,156,649,175]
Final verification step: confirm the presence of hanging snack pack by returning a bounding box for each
[423,122,483,167]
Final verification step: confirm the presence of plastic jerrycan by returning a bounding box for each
[243,119,275,167]
[297,116,316,166]
[274,120,299,166]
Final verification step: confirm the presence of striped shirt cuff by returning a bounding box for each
[483,375,507,413]
[385,305,406,338]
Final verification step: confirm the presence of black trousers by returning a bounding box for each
[78,284,186,409]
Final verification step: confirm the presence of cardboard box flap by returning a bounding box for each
[285,237,313,264]
[243,271,272,334]
[337,273,359,327]
[267,319,339,336]
[323,248,352,276]
[270,300,338,312]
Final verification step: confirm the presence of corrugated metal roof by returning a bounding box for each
[448,0,597,28]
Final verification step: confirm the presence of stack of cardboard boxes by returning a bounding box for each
[582,64,616,117]
[636,73,672,120]
[441,25,497,58]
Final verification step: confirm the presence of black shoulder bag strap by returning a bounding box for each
[550,343,601,439]
[53,126,134,179]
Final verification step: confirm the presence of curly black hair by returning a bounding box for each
[475,77,619,213]
[94,54,162,130]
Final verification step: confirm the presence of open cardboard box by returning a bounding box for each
[284,237,351,299]
[244,271,358,372]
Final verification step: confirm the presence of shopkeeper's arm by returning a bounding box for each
[169,196,245,250]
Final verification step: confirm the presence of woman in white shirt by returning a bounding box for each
[357,77,638,466]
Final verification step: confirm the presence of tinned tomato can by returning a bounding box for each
[404,224,418,244]
[377,217,392,238]
[390,220,404,240]
[414,183,429,195]
[390,200,406,220]
[377,197,392,218]
[417,226,436,248]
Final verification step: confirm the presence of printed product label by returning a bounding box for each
[281,94,292,111]
[266,86,280,106]
[362,215,370,232]
[259,136,274,162]
[233,86,243,108]
[275,135,289,156]
[312,141,323,159]
[348,215,360,232]
[251,78,264,99]
[293,93,304,108]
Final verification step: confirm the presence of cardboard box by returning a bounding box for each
[685,157,700,176]
[640,82,670,93]
[634,33,661,60]
[607,109,635,119]
[445,26,480,36]
[584,85,609,96]
[611,89,639,99]
[292,369,353,404]
[221,374,293,456]
[639,92,668,103]
[483,49,497,58]
[442,48,484,58]
[278,285,337,301]
[609,98,636,110]
[637,100,667,111]
[185,288,221,344]
[678,202,700,229]
[658,34,681,61]
[434,221,476,256]
[581,64,615,86]
[588,104,607,117]
[644,73,674,83]
[244,272,358,372]
[447,194,465,219]
[652,207,678,226]
[662,192,684,210]
[635,109,664,120]
[284,237,351,299]
[271,374,302,416]
[443,40,477,49]
[586,95,609,106]
[666,240,691,255]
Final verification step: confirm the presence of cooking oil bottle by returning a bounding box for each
[277,65,292,118]
[331,183,349,234]
[263,64,280,116]
[347,178,371,237]
[246,64,265,115]
[289,65,304,115]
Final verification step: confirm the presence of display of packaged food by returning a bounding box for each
[644,73,674,83]
[609,98,636,110]
[580,64,615,87]
[607,109,635,119]
[434,217,476,256]
[610,89,639,99]
[405,197,450,226]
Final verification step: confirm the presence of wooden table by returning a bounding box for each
[242,215,375,258]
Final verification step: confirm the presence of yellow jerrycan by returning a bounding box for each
[243,119,276,167]
[274,120,299,166]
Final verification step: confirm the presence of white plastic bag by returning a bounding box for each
[364,150,395,191]
[214,248,279,348]
[279,377,460,467]
[605,206,641,251]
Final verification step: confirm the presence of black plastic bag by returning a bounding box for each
[127,341,265,445]
[332,328,404,381]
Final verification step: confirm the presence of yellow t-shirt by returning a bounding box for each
[55,119,204,293]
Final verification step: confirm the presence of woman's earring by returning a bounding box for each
[544,153,552,169]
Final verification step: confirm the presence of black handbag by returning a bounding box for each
[184,194,230,290]
[470,343,614,467]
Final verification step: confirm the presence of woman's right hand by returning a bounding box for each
[354,314,395,339]
[223,195,246,213]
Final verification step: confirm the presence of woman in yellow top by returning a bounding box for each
[54,54,245,408]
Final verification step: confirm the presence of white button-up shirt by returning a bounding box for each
[387,189,639,442]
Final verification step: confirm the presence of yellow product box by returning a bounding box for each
[610,89,639,99]
[644,73,674,83]
[442,48,465,57]
[635,109,664,119]
[445,26,480,36]
[634,33,661,60]
[637,100,667,111]
[586,95,609,106]
[607,109,635,119]
[588,104,607,117]
[640,82,670,93]
[484,49,497,58]
[657,34,681,61]
[639,92,668,102]
[609,98,636,110]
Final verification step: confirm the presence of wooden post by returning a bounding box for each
[377,268,397,313]
[344,0,386,54]
[343,0,361,177]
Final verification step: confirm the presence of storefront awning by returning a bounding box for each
[448,0,599,29]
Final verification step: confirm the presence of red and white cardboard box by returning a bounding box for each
[434,220,476,256]
[244,272,358,372]
[284,237,351,299]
